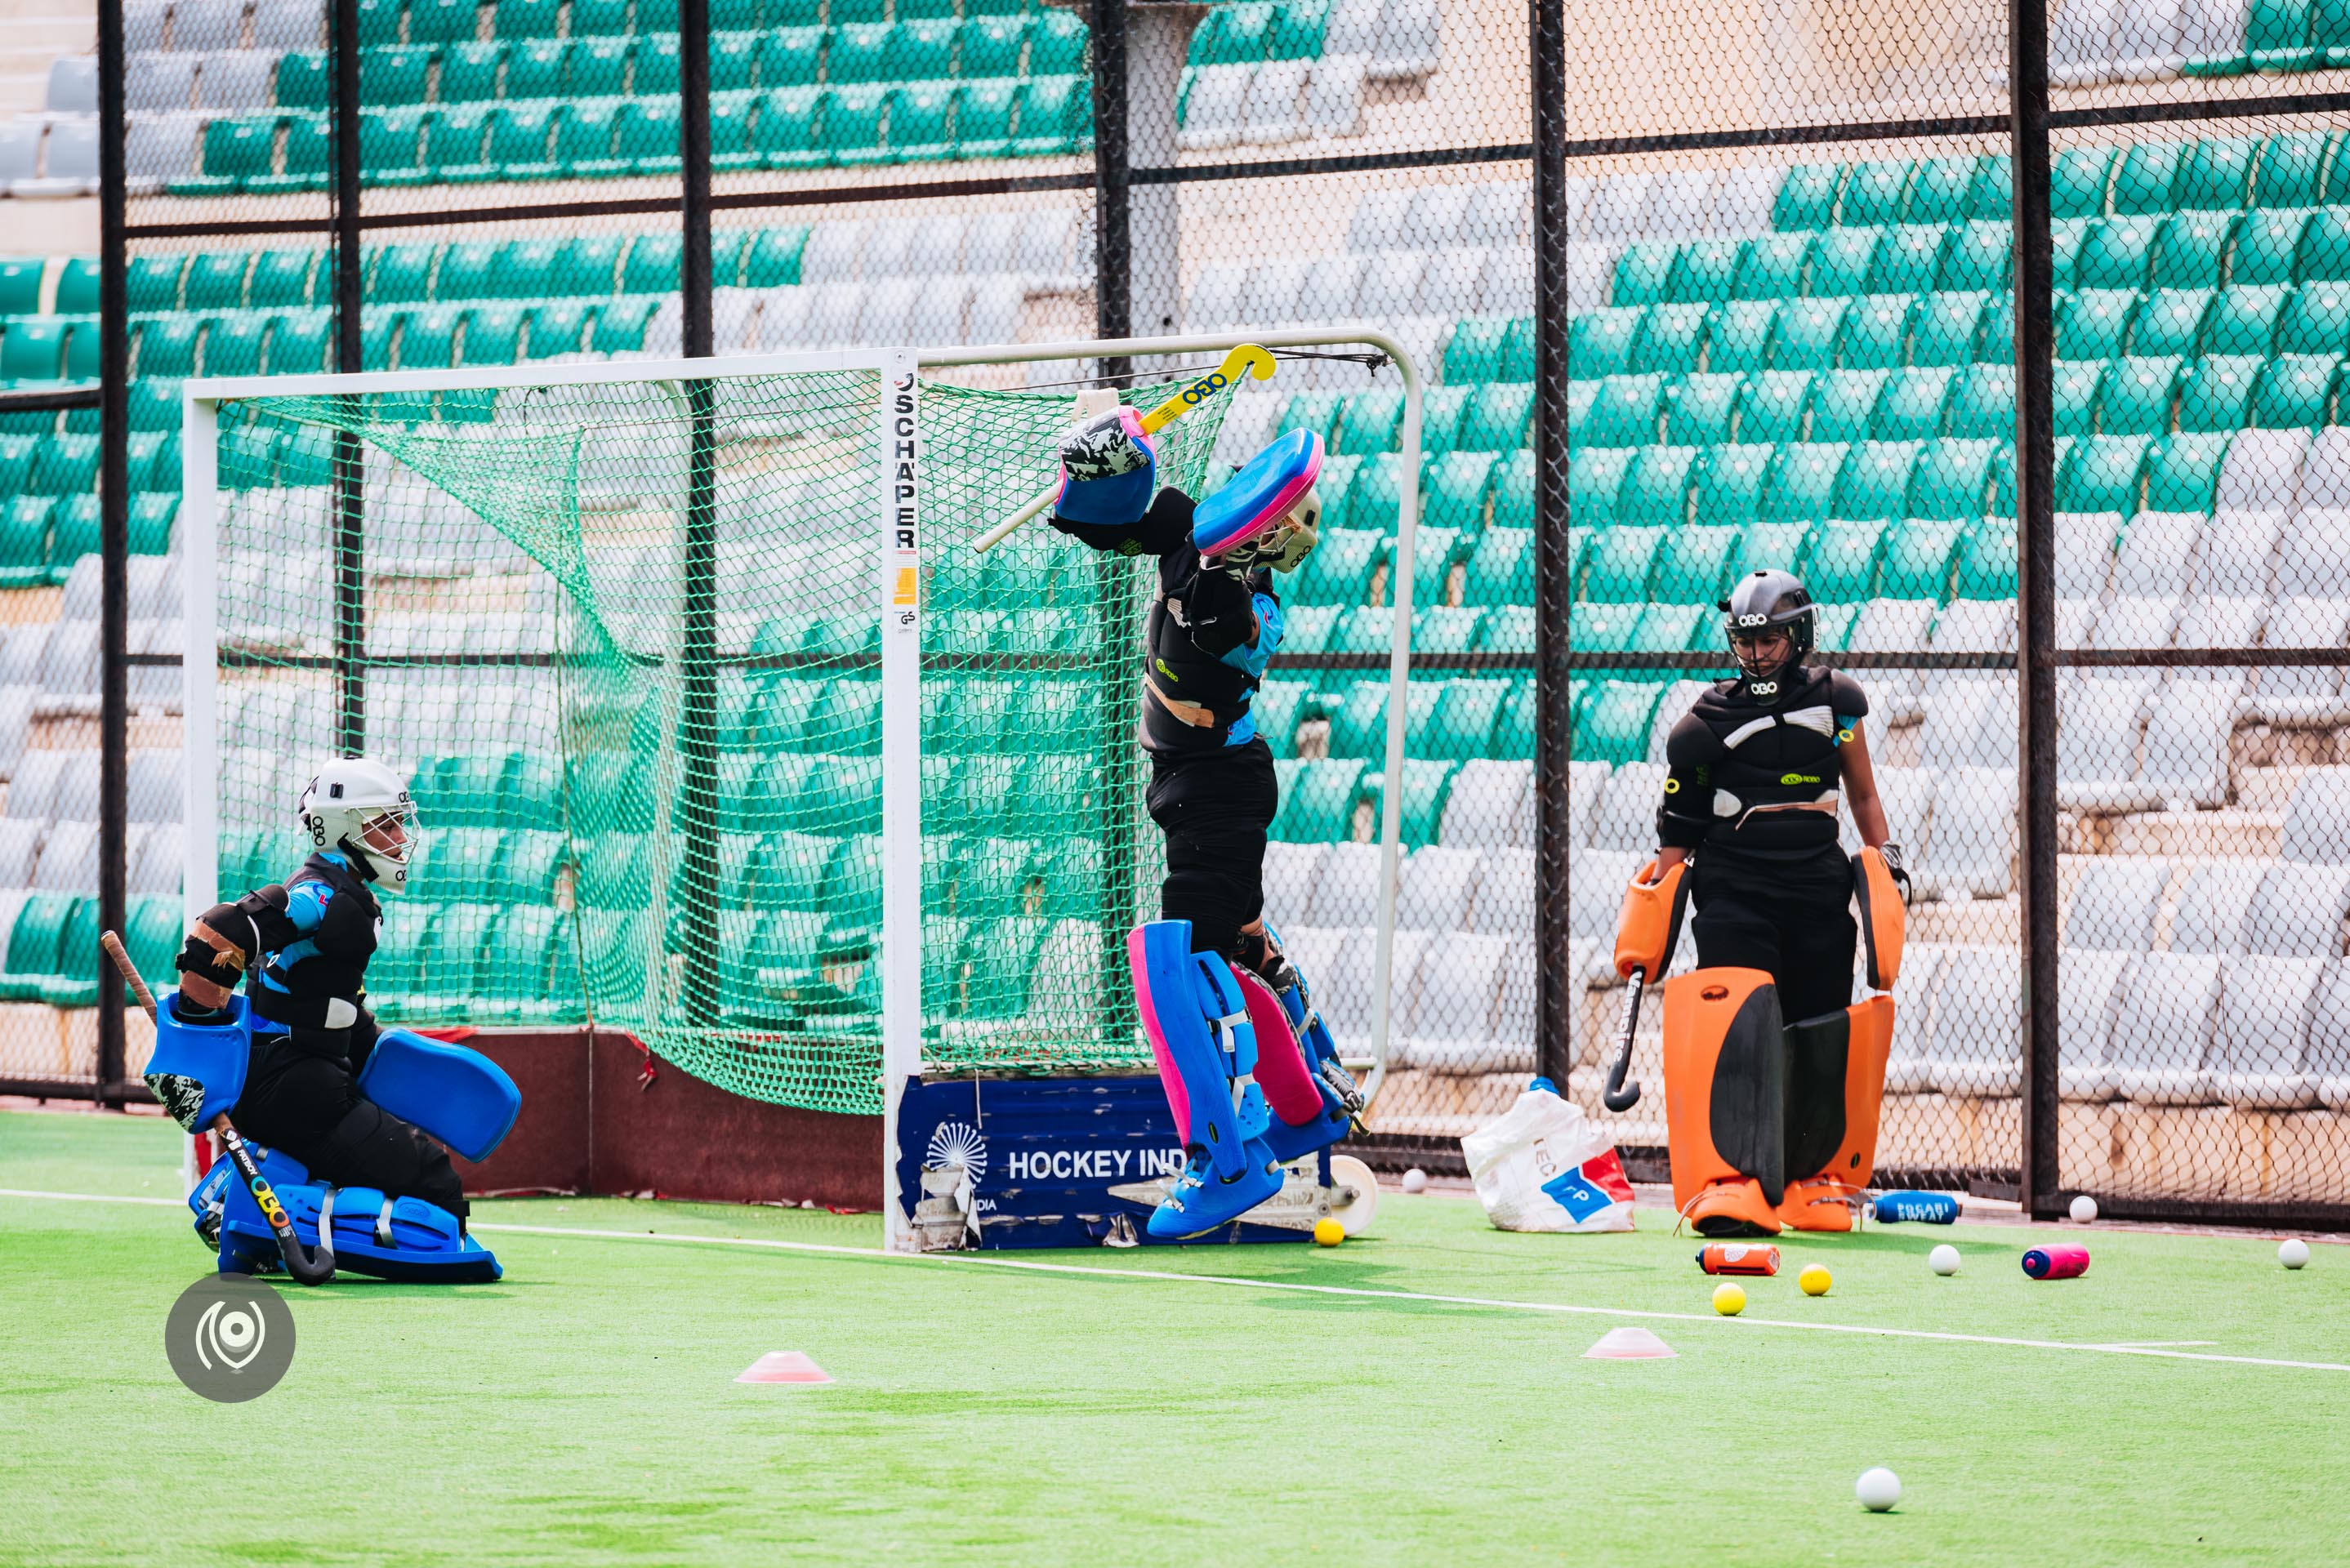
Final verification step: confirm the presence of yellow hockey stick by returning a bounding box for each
[971,343,1278,553]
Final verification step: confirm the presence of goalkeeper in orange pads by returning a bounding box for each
[1613,569,1911,1236]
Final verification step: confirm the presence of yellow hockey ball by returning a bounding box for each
[1799,1264,1832,1297]
[1313,1218,1344,1246]
[1712,1282,1746,1316]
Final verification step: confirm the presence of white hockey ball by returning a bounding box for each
[1856,1467,1902,1512]
[1928,1245,1961,1276]
[2070,1194,2098,1224]
[2281,1238,2311,1269]
[1401,1167,1428,1194]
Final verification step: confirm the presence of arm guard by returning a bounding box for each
[1853,846,1906,991]
[1656,711,1717,850]
[1049,485,1193,559]
[1612,858,1691,980]
[174,886,297,1012]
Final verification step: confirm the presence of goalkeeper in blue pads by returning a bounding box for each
[1048,406,1362,1238]
[156,757,519,1281]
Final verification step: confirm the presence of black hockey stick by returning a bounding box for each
[1603,969,1645,1113]
[104,931,335,1285]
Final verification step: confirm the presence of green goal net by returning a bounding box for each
[194,358,1236,1115]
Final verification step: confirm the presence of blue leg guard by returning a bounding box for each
[354,1030,522,1163]
[1130,920,1283,1238]
[213,1149,503,1284]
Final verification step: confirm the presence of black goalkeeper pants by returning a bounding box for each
[1146,737,1278,963]
[231,1009,468,1223]
[1689,845,1857,1027]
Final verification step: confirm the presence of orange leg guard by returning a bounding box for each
[1778,996,1895,1232]
[1661,967,1787,1237]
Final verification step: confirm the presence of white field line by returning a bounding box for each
[8,1189,2334,1375]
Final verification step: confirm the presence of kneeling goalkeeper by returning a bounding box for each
[1046,405,1359,1238]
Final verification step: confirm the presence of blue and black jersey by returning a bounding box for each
[248,848,381,1033]
[1051,487,1282,760]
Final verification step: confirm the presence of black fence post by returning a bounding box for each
[675,0,720,1022]
[331,0,364,754]
[680,0,711,359]
[1088,0,1130,385]
[2010,0,2062,1216]
[1530,0,1574,1088]
[96,0,127,1094]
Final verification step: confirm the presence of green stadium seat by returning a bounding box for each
[368,242,438,303]
[2052,146,2116,220]
[492,36,560,98]
[396,305,462,369]
[362,44,435,106]
[1444,317,1513,383]
[128,255,184,313]
[1878,517,1968,599]
[1804,368,1887,443]
[1488,449,1535,529]
[2299,208,2350,281]
[1738,519,1812,578]
[435,239,498,301]
[1457,381,1533,451]
[1418,385,1474,455]
[2040,360,2098,437]
[185,251,252,310]
[1581,374,1662,448]
[1910,290,1987,367]
[1340,387,1405,452]
[1460,527,1531,606]
[461,305,528,365]
[1935,221,2011,292]
[1569,446,1633,522]
[2051,216,2093,285]
[1632,602,1710,658]
[2247,0,2320,71]
[0,893,80,1003]
[2142,432,2230,511]
[1649,523,1742,602]
[2278,278,2350,354]
[1616,448,1696,527]
[127,379,182,433]
[1774,165,1844,230]
[2059,434,2152,513]
[1290,524,1383,605]
[2056,289,2140,361]
[524,297,591,355]
[1906,437,1998,519]
[2200,282,2288,354]
[1610,243,1676,308]
[2255,134,2332,208]
[1838,292,1915,371]
[1763,442,1845,522]
[1806,226,1878,296]
[495,0,561,35]
[0,497,51,588]
[2176,354,2263,431]
[421,105,497,181]
[1194,0,1279,64]
[2151,211,2235,288]
[269,311,332,373]
[1570,601,1643,656]
[961,15,1029,78]
[1841,161,1911,228]
[1667,238,1746,305]
[1414,606,1485,656]
[1666,372,1741,444]
[1906,156,1980,225]
[1953,520,2017,597]
[409,0,476,43]
[1584,523,1666,600]
[244,249,315,308]
[1566,382,1594,448]
[1425,450,1495,530]
[1578,681,1661,767]
[2226,207,2307,287]
[1633,301,1710,374]
[1420,679,1508,761]
[439,40,505,104]
[0,318,63,380]
[204,313,265,374]
[1569,306,1643,377]
[1370,759,1460,848]
[1835,439,1922,520]
[2097,355,2183,434]
[1014,76,1086,156]
[2128,287,2214,357]
[2251,353,2338,425]
[1803,518,1885,599]
[274,49,329,108]
[1273,759,1365,842]
[2111,142,2186,216]
[1704,300,1777,374]
[823,84,891,165]
[1767,297,1845,371]
[2076,215,2159,288]
[1870,366,1951,440]
[1867,225,1943,295]
[1694,442,1773,522]
[1723,235,1799,305]
[1734,370,1812,443]
[1476,606,1535,656]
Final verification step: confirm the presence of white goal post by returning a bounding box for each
[182,330,1423,1240]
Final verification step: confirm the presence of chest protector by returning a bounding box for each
[1659,666,1861,855]
[250,852,381,1031]
[1139,547,1278,757]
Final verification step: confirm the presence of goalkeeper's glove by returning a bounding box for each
[1878,841,1914,906]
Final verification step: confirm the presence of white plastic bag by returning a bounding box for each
[1460,1079,1636,1233]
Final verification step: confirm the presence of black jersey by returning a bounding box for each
[1050,487,1283,759]
[1656,665,1870,860]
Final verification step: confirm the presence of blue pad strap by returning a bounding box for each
[216,1152,498,1282]
[355,1030,522,1163]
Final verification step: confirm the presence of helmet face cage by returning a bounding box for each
[1721,570,1817,688]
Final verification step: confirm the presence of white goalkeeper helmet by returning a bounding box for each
[298,756,420,896]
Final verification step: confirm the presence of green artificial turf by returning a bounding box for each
[2,1107,2343,1566]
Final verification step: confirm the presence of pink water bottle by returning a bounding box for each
[2022,1244,2090,1280]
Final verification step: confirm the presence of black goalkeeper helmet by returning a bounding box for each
[1719,568,1817,697]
